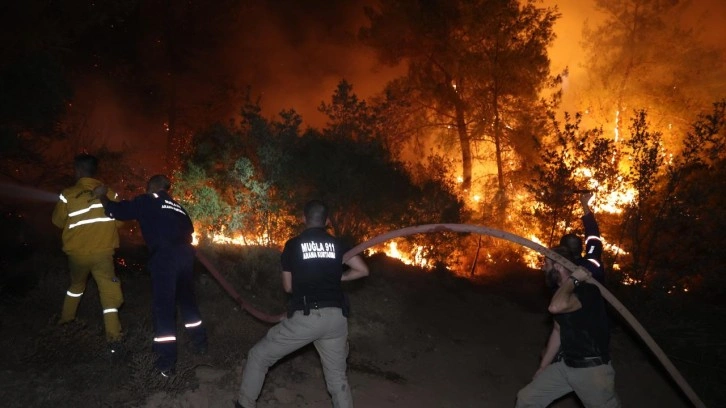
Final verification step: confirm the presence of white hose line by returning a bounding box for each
[344,224,706,408]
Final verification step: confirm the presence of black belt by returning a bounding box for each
[288,299,343,317]
[564,356,609,368]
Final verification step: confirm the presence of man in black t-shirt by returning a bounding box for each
[236,200,369,408]
[515,246,620,408]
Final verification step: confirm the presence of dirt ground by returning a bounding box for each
[0,239,709,408]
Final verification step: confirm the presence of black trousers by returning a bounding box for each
[149,245,207,370]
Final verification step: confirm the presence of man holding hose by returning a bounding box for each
[515,245,619,407]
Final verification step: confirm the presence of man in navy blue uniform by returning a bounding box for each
[235,200,369,408]
[559,192,605,284]
[94,174,207,376]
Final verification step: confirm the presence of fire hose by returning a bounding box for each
[198,223,706,408]
[195,251,286,323]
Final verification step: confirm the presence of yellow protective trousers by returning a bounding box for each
[60,252,124,342]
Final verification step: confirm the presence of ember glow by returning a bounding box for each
[621,275,642,286]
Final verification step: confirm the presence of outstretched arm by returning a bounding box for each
[93,185,110,206]
[342,255,369,281]
[579,192,605,282]
[93,185,140,220]
[580,192,593,216]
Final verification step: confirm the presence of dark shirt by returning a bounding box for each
[554,283,610,362]
[577,212,605,284]
[281,227,349,304]
[104,191,194,253]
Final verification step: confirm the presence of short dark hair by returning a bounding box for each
[304,200,328,226]
[559,233,583,259]
[74,154,98,177]
[549,245,575,264]
[148,174,171,192]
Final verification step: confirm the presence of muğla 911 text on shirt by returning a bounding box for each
[301,241,336,259]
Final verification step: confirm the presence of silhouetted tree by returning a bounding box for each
[619,110,665,283]
[527,112,618,245]
[651,100,726,295]
[361,0,558,216]
[581,0,724,148]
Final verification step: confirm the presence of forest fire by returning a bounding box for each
[377,241,432,268]
[191,225,434,269]
[523,235,547,269]
[191,228,270,247]
[183,157,642,282]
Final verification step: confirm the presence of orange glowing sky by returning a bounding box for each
[73,0,725,174]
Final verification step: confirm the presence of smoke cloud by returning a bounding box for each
[69,0,725,173]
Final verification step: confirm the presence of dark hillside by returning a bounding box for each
[0,242,720,407]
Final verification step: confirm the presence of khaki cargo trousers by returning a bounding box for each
[515,360,620,408]
[238,307,352,408]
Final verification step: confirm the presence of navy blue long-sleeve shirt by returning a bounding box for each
[104,191,194,253]
[579,212,605,283]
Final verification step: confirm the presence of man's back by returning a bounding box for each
[52,177,119,256]
[282,227,347,304]
[105,190,193,253]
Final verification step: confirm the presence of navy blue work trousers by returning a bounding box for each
[149,244,207,371]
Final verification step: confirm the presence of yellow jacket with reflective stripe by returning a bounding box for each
[52,177,120,256]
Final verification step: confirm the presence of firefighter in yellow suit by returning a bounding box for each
[52,153,124,350]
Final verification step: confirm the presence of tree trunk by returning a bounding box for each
[455,99,472,193]
[492,85,508,224]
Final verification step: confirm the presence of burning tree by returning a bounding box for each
[173,86,465,267]
[641,100,726,296]
[173,102,298,247]
[526,102,726,296]
[581,0,724,147]
[360,0,559,220]
[526,111,618,247]
[618,110,665,284]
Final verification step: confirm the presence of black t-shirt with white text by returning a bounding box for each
[281,227,350,304]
